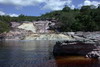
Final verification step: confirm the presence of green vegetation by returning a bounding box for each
[40,5,100,32]
[0,21,10,33]
[0,5,100,33]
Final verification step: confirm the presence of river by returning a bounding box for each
[0,41,100,67]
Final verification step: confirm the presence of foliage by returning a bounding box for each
[0,21,10,33]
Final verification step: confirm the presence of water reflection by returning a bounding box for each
[54,56,100,67]
[0,41,100,67]
[0,41,57,67]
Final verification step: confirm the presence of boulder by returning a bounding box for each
[53,40,100,59]
[86,51,100,58]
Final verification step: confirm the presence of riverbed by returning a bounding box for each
[0,41,100,67]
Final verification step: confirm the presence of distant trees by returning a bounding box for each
[98,4,100,9]
[0,14,38,23]
[62,5,71,12]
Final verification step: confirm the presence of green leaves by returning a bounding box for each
[0,22,10,33]
[62,5,71,12]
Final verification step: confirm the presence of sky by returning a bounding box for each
[0,0,100,17]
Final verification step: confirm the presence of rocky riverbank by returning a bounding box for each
[0,21,75,40]
[1,21,100,41]
[53,38,100,59]
[53,32,100,59]
[1,21,100,59]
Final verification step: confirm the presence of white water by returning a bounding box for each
[25,34,74,40]
[18,23,36,33]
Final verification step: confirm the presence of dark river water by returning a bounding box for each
[0,40,100,67]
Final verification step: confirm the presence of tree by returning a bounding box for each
[0,21,10,33]
[80,6,91,15]
[62,5,71,12]
[98,4,100,9]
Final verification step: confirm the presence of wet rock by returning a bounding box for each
[18,23,36,33]
[25,34,73,40]
[5,28,33,40]
[0,33,6,41]
[86,51,100,58]
[53,40,100,58]
[75,32,100,41]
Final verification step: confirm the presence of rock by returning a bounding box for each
[75,32,100,41]
[25,34,74,40]
[86,51,100,58]
[11,22,21,28]
[5,28,33,40]
[53,40,100,58]
[18,23,36,33]
[0,33,6,40]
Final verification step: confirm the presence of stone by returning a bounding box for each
[86,51,100,58]
[53,40,100,59]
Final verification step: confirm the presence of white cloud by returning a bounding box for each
[42,0,74,10]
[9,14,19,17]
[0,11,5,15]
[0,11,19,17]
[70,5,75,9]
[0,0,45,6]
[78,4,83,8]
[78,0,100,8]
[0,0,73,10]
[43,0,68,10]
[66,0,72,5]
[84,0,91,5]
[91,1,100,7]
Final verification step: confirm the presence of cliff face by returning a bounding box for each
[33,21,55,33]
[3,21,100,41]
[5,28,33,40]
[4,21,74,40]
[17,21,56,33]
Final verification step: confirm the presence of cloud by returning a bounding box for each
[43,0,75,10]
[84,0,91,5]
[42,0,69,10]
[0,11,19,17]
[0,0,45,6]
[0,0,73,10]
[70,5,75,9]
[0,11,5,15]
[78,4,83,8]
[9,14,19,17]
[78,0,100,8]
[91,1,100,7]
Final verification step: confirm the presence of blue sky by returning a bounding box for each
[0,0,100,17]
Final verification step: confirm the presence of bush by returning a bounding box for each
[0,21,10,33]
